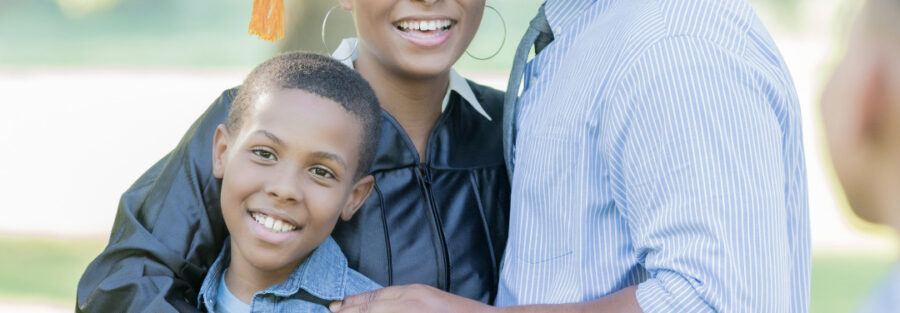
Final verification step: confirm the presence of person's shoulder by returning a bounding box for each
[343,268,382,296]
[197,241,231,308]
[655,0,757,48]
[465,80,504,118]
[583,0,756,48]
[588,0,769,78]
[217,86,240,107]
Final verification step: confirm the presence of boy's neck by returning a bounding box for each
[225,239,307,304]
[353,51,450,161]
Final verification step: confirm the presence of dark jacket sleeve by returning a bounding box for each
[76,88,238,312]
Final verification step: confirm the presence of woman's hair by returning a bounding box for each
[228,52,383,180]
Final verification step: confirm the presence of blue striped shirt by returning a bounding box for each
[496,0,809,312]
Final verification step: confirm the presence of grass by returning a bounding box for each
[0,236,105,304]
[0,235,894,313]
[810,251,894,313]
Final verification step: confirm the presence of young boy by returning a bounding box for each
[197,52,383,312]
[821,0,900,311]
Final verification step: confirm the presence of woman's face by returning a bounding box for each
[340,0,486,78]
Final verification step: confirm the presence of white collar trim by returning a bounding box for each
[332,38,492,121]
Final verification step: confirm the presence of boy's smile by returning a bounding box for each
[250,210,298,233]
[212,88,374,288]
[248,209,300,244]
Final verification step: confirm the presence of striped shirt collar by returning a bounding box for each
[332,37,492,121]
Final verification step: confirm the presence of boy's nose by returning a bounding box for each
[266,171,302,203]
[417,0,440,6]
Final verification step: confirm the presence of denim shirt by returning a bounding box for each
[198,236,381,313]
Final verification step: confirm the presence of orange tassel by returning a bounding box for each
[248,0,285,41]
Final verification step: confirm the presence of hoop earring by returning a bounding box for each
[466,5,507,60]
[322,5,357,61]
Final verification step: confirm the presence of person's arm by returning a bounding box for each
[613,35,805,312]
[331,284,641,313]
[76,89,238,312]
[333,36,803,313]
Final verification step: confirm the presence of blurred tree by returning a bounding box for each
[278,1,355,54]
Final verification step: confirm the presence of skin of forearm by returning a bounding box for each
[492,286,642,313]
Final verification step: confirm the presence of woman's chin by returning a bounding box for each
[392,56,458,79]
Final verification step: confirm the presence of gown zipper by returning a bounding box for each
[380,103,452,292]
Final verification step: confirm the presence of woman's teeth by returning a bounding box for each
[396,19,452,32]
[251,212,296,233]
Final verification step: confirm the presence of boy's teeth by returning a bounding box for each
[273,220,283,231]
[397,19,452,32]
[251,212,297,233]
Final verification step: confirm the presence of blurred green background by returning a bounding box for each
[0,0,896,312]
[0,0,538,70]
[0,0,804,70]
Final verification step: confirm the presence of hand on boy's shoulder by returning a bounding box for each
[344,268,382,295]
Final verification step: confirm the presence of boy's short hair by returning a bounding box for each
[228,52,382,180]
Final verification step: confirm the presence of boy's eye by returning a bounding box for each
[310,167,335,179]
[252,149,277,161]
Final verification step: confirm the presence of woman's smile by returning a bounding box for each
[393,17,456,48]
[344,0,485,78]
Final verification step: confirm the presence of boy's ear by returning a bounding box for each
[212,124,231,179]
[341,175,374,221]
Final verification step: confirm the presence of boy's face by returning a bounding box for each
[212,89,374,275]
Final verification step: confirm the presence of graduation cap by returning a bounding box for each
[249,0,285,41]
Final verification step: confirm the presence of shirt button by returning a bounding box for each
[555,26,562,34]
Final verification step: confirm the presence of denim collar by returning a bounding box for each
[198,236,349,310]
[332,37,493,121]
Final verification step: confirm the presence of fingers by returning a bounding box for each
[332,299,410,313]
[340,286,381,308]
[332,286,393,313]
[331,285,425,313]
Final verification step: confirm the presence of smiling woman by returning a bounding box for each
[346,0,485,79]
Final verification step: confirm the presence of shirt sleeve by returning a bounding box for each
[609,36,804,312]
[76,89,237,313]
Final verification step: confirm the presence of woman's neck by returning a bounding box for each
[354,52,450,161]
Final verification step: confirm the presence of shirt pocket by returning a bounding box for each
[510,132,576,264]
